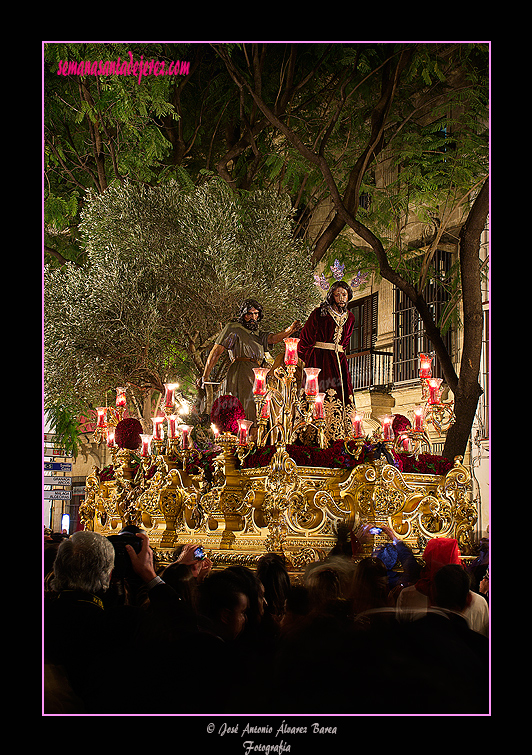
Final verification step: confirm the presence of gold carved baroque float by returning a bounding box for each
[81,425,475,569]
[80,343,474,567]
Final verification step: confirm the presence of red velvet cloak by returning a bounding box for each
[297,305,355,404]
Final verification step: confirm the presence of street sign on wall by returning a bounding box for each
[44,476,72,486]
[43,490,72,500]
[44,462,72,472]
[44,448,69,457]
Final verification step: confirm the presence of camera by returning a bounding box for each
[108,533,143,578]
[193,546,206,560]
[369,527,382,535]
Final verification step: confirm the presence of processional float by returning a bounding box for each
[80,345,476,568]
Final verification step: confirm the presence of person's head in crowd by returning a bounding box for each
[305,567,342,611]
[161,561,199,613]
[416,537,462,596]
[256,553,291,620]
[349,556,390,614]
[224,565,266,629]
[280,584,311,632]
[197,571,249,641]
[51,531,115,595]
[431,564,473,614]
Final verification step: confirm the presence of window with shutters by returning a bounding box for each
[393,250,453,383]
[350,293,377,354]
[347,293,392,390]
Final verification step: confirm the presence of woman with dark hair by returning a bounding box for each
[256,553,291,626]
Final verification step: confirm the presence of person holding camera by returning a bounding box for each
[44,531,127,713]
[173,543,212,583]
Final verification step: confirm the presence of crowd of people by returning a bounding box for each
[43,524,490,716]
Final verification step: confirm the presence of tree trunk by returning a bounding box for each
[442,178,489,461]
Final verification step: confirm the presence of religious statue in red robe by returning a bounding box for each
[297,281,356,406]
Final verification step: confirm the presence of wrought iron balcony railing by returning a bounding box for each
[346,348,393,392]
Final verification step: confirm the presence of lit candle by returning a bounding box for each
[179,424,193,449]
[419,353,433,378]
[283,337,300,366]
[115,387,127,408]
[252,367,270,396]
[152,416,165,441]
[163,383,179,408]
[96,407,107,428]
[140,434,152,457]
[106,428,116,447]
[303,367,321,396]
[211,423,219,438]
[238,419,253,445]
[413,405,424,432]
[381,414,394,441]
[177,399,190,416]
[313,393,325,420]
[166,414,179,438]
[427,377,443,405]
[260,394,271,420]
[352,412,364,438]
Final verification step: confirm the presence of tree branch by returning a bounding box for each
[44,245,73,266]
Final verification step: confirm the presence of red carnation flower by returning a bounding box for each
[210,395,246,434]
[114,417,143,450]
[392,414,412,435]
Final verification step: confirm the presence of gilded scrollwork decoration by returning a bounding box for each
[84,348,477,563]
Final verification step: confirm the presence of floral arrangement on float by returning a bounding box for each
[94,354,455,486]
[238,438,453,476]
[97,416,223,483]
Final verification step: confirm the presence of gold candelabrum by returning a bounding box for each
[80,348,475,566]
[417,352,456,437]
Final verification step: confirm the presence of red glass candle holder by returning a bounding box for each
[303,367,321,396]
[313,393,325,419]
[238,419,253,445]
[140,434,152,457]
[427,377,443,405]
[381,414,394,441]
[115,387,127,408]
[178,424,193,449]
[412,405,425,432]
[419,353,433,378]
[96,407,107,428]
[152,416,165,441]
[166,414,179,439]
[399,434,410,451]
[163,383,179,408]
[352,413,364,438]
[260,394,271,420]
[252,367,270,396]
[283,337,300,366]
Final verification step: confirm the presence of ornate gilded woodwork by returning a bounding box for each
[83,430,476,568]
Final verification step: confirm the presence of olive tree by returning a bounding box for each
[44,177,319,444]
